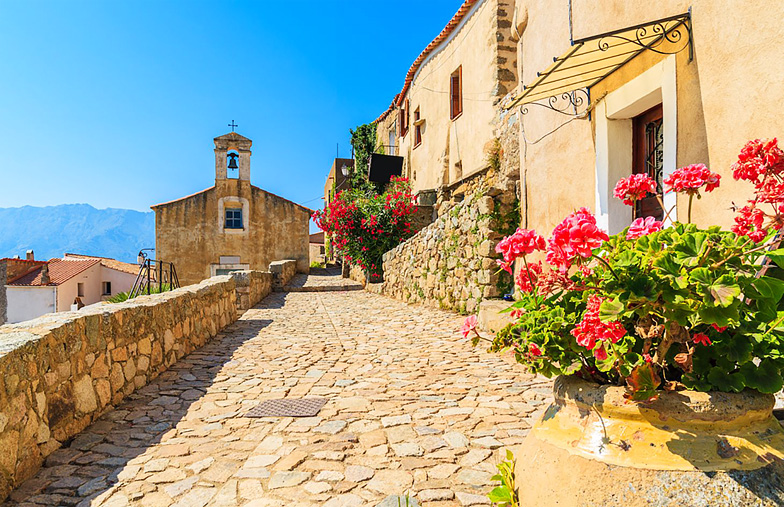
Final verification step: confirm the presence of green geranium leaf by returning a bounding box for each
[652,254,681,276]
[761,249,784,266]
[698,305,740,327]
[689,267,713,286]
[625,363,661,401]
[740,360,784,393]
[720,337,753,363]
[707,368,745,392]
[709,277,742,307]
[599,298,624,322]
[752,276,784,303]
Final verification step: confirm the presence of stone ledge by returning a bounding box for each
[478,299,515,334]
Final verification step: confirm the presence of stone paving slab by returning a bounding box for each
[3,283,551,507]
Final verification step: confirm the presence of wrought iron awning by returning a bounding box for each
[505,12,693,114]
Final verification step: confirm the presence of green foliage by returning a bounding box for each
[106,291,130,303]
[491,222,784,395]
[489,449,518,507]
[106,283,172,303]
[349,122,377,184]
[310,261,325,269]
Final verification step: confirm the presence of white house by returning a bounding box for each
[3,254,139,324]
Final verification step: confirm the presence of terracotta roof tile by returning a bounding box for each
[64,253,140,276]
[9,258,101,286]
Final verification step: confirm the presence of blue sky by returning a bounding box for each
[0,0,462,224]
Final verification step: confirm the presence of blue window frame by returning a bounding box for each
[225,208,243,229]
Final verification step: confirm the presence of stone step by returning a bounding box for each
[277,285,363,293]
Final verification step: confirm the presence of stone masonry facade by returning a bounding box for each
[374,106,521,314]
[0,270,273,502]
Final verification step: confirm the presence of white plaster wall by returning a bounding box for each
[57,263,103,311]
[99,267,137,299]
[6,286,55,324]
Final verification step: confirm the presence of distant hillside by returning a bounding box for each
[0,204,154,263]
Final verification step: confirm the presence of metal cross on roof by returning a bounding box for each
[228,120,238,132]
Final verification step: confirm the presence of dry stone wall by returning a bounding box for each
[375,105,521,313]
[379,185,511,313]
[0,270,272,501]
[270,259,297,290]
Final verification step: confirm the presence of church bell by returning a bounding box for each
[227,153,239,170]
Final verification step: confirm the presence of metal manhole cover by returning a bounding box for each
[245,398,327,418]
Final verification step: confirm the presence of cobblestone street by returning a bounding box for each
[4,277,551,507]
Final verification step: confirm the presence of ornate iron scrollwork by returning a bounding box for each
[521,88,590,117]
[597,16,691,57]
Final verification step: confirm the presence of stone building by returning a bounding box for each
[309,232,325,265]
[364,0,521,312]
[374,0,518,198]
[152,132,311,286]
[506,0,784,237]
[322,157,353,264]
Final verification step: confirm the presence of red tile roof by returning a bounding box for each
[9,258,101,286]
[376,0,481,123]
[64,253,140,276]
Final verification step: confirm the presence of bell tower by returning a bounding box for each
[214,132,252,182]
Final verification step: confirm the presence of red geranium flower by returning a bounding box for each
[693,333,712,346]
[529,343,543,356]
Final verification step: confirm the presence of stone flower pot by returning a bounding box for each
[512,375,784,506]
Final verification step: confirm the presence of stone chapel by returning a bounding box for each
[152,132,311,286]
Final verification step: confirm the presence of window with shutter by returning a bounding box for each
[414,108,422,147]
[450,66,462,120]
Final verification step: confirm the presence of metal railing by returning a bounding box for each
[129,259,180,299]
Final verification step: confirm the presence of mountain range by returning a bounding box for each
[0,204,154,263]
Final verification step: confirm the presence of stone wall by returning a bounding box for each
[231,270,273,312]
[270,260,297,290]
[0,270,272,501]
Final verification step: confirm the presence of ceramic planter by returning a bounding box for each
[512,375,784,506]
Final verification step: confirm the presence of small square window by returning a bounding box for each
[225,208,243,229]
[102,281,111,295]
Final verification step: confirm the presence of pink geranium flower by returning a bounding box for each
[626,216,663,240]
[495,228,546,263]
[613,174,657,206]
[461,315,478,338]
[546,208,608,271]
[664,164,721,194]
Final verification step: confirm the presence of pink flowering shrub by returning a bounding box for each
[314,177,416,277]
[731,138,784,242]
[481,141,784,400]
